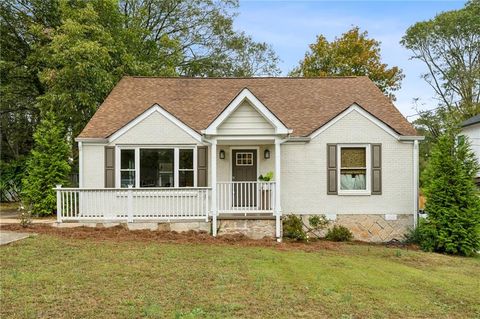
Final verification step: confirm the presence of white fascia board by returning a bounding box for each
[204,88,290,135]
[399,136,425,141]
[108,104,203,143]
[309,103,400,140]
[74,137,108,143]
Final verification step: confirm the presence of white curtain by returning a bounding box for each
[340,174,366,190]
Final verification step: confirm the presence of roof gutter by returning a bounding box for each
[398,136,425,141]
[75,137,109,143]
[283,136,311,143]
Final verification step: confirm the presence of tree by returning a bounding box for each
[22,112,71,216]
[1,0,281,190]
[0,0,60,162]
[418,128,480,256]
[119,0,280,77]
[36,0,122,141]
[402,0,480,132]
[290,27,404,99]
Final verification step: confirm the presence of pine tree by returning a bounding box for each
[22,112,71,216]
[421,128,480,256]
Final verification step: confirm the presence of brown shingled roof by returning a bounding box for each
[78,76,418,138]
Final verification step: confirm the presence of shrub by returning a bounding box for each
[403,220,437,251]
[22,112,71,216]
[282,214,331,241]
[282,214,307,241]
[325,225,353,242]
[421,129,480,256]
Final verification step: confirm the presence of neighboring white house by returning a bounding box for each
[461,114,480,185]
[57,77,424,242]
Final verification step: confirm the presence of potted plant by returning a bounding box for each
[258,172,274,210]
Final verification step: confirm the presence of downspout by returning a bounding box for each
[413,140,419,228]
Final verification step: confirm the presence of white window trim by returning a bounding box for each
[118,148,137,188]
[337,144,371,196]
[115,145,197,188]
[235,152,254,166]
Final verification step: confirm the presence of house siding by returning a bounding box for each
[111,111,199,145]
[82,144,104,188]
[281,109,414,215]
[461,123,480,178]
[217,101,275,135]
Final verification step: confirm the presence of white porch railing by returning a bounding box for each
[217,181,276,214]
[56,186,211,222]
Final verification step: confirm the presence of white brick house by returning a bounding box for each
[460,114,480,185]
[57,77,424,242]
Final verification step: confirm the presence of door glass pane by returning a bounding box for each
[179,171,194,187]
[179,149,193,169]
[140,149,174,187]
[121,150,135,169]
[121,171,135,188]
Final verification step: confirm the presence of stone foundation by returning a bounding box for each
[301,214,413,242]
[218,219,276,239]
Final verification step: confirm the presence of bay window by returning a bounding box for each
[117,147,196,188]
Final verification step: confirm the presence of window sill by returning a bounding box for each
[338,190,371,196]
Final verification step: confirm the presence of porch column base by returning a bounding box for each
[275,214,281,238]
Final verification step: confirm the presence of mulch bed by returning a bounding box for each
[0,223,418,252]
[0,223,343,251]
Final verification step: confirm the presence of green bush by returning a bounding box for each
[403,220,437,251]
[282,214,307,241]
[325,225,353,242]
[22,112,71,216]
[421,129,480,256]
[282,214,331,241]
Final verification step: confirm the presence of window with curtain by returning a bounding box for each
[340,147,367,191]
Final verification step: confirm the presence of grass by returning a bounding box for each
[1,234,479,319]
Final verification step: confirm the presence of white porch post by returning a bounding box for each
[211,140,218,236]
[413,140,419,228]
[56,185,62,223]
[274,139,282,239]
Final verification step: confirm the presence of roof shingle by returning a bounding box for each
[78,76,418,138]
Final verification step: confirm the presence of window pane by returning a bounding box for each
[179,171,194,187]
[179,149,193,169]
[341,148,366,168]
[340,169,366,190]
[140,149,174,187]
[121,150,135,169]
[121,171,135,188]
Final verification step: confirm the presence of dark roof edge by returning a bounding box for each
[461,114,480,128]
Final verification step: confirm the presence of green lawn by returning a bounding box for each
[1,234,479,319]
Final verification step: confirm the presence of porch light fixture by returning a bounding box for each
[219,149,225,159]
[264,149,270,159]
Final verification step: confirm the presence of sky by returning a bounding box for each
[233,0,466,119]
